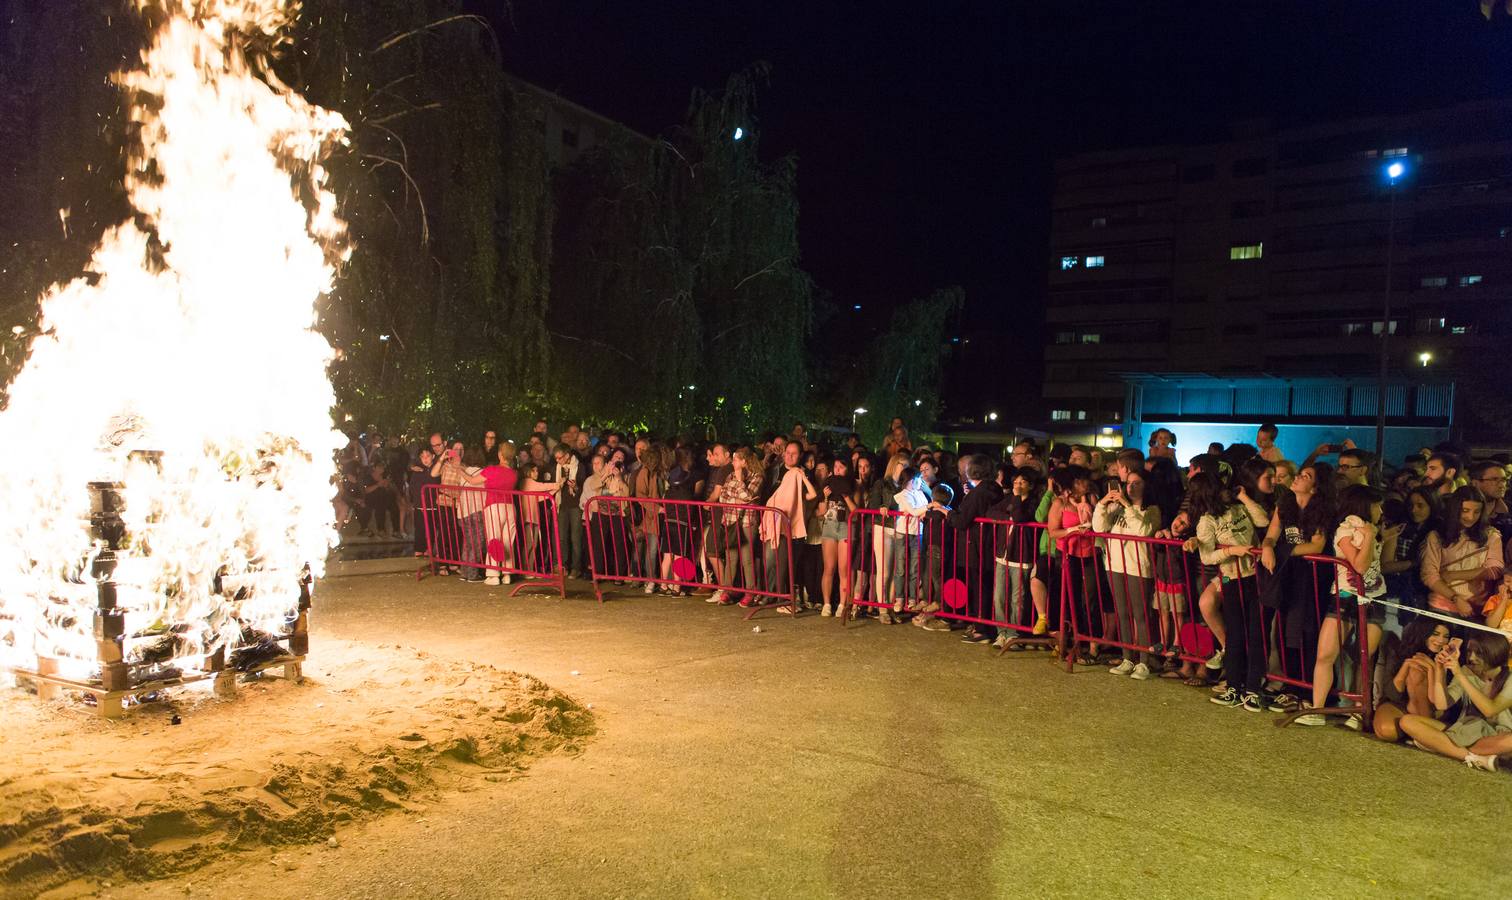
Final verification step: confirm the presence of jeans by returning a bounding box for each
[558,505,584,574]
[764,537,791,595]
[993,561,1031,627]
[460,512,485,578]
[889,532,921,603]
[722,522,758,593]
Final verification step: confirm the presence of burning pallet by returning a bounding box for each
[7,481,312,718]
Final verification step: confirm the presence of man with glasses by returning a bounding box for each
[1336,448,1372,487]
[1471,460,1512,537]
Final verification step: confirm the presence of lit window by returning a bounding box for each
[1054,331,1076,344]
[1229,243,1263,261]
[1060,256,1079,270]
[1051,409,1072,421]
[1080,333,1101,344]
[1451,325,1469,335]
[1076,410,1088,421]
[1091,217,1107,228]
[1420,276,1448,288]
[1383,147,1409,158]
[1459,275,1483,286]
[1085,255,1105,268]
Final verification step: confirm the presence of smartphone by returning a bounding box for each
[1324,443,1344,454]
[1447,637,1463,658]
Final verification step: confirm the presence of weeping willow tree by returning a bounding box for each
[549,67,813,438]
[284,0,553,439]
[856,286,965,447]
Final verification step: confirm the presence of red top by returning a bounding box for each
[481,466,517,506]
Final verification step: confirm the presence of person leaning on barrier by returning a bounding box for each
[1093,466,1161,679]
[951,454,1005,646]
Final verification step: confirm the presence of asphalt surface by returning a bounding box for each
[105,573,1511,899]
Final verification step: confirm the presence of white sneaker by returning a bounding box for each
[643,582,655,594]
[1465,751,1498,772]
[708,590,728,604]
[1342,714,1362,732]
[1131,663,1152,681]
[1205,650,1224,671]
[1109,659,1135,676]
[484,574,501,586]
[992,634,1009,649]
[1293,711,1327,726]
[821,604,834,617]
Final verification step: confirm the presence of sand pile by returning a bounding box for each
[0,640,594,898]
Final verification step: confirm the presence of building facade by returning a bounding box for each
[1043,100,1512,440]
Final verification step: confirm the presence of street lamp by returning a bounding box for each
[1374,159,1407,477]
[852,406,867,431]
[1418,351,1433,367]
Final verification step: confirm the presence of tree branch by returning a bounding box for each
[361,153,430,246]
[733,257,786,292]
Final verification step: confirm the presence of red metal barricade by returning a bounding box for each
[582,495,797,618]
[839,508,1055,647]
[418,483,567,598]
[1060,529,1374,726]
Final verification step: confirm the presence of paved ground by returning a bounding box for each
[109,573,1510,899]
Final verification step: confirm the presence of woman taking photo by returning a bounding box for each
[634,443,668,595]
[584,453,633,582]
[1093,467,1161,680]
[1399,632,1512,772]
[1258,462,1336,712]
[1420,485,1505,621]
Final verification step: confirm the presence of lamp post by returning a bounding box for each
[852,407,867,432]
[1374,161,1405,479]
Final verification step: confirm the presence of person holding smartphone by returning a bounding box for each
[1399,632,1512,771]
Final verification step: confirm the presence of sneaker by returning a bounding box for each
[1210,687,1241,707]
[1342,714,1362,732]
[484,575,501,586]
[1209,680,1229,695]
[738,596,756,608]
[1464,752,1499,772]
[962,630,992,644]
[1032,615,1049,636]
[1109,660,1136,677]
[1130,663,1152,681]
[821,604,833,617]
[1293,705,1327,726]
[708,590,728,604]
[992,633,1009,649]
[1267,694,1300,714]
[1205,650,1224,671]
[919,617,951,632]
[643,582,655,595]
[1241,692,1264,713]
[891,598,904,614]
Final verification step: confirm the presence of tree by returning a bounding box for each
[855,287,966,447]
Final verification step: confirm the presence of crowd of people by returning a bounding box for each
[336,416,1512,773]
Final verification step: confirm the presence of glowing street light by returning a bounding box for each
[852,406,867,430]
[1418,351,1433,366]
[732,126,745,141]
[987,412,999,422]
[1387,161,1405,180]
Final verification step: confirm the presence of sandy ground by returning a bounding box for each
[6,572,1510,899]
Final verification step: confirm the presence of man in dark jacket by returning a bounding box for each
[547,445,588,577]
[949,454,1005,644]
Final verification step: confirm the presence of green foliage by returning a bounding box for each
[855,287,965,447]
[548,67,813,440]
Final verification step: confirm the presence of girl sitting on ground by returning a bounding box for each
[1399,632,1512,772]
[1373,618,1453,742]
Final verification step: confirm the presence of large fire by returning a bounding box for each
[0,0,347,687]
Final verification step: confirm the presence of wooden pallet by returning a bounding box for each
[7,652,305,718]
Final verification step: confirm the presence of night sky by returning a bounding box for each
[484,1,1512,415]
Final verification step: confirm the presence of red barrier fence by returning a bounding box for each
[419,484,567,598]
[837,507,1373,726]
[1059,531,1373,726]
[839,509,1055,648]
[582,495,797,618]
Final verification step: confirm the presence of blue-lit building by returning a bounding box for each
[1122,374,1453,466]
